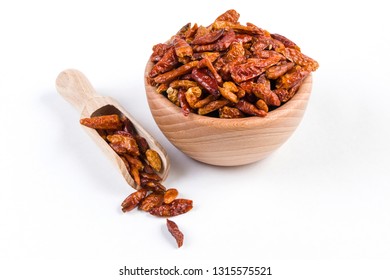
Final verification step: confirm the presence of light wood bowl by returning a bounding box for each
[144,61,313,166]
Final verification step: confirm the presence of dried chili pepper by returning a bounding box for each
[149,199,193,217]
[198,56,223,86]
[192,29,236,52]
[271,33,300,51]
[121,189,148,212]
[184,86,202,108]
[253,75,281,106]
[193,95,216,109]
[135,136,149,155]
[224,41,245,63]
[276,65,310,90]
[265,61,294,80]
[198,99,230,115]
[140,171,162,182]
[123,154,143,170]
[219,106,245,118]
[234,34,253,44]
[191,68,220,97]
[215,21,264,36]
[166,219,184,248]
[142,181,166,193]
[163,188,179,204]
[106,133,139,156]
[281,48,319,72]
[149,48,179,78]
[153,61,198,84]
[166,87,179,106]
[219,86,238,103]
[80,114,122,130]
[255,99,269,113]
[169,80,198,89]
[182,23,198,40]
[145,149,162,172]
[139,192,164,212]
[111,142,131,155]
[173,36,193,58]
[176,22,191,37]
[122,118,137,136]
[177,88,191,116]
[251,36,273,53]
[215,9,240,23]
[150,43,170,63]
[231,56,282,83]
[235,100,267,117]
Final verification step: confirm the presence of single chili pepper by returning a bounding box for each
[166,219,184,248]
[198,56,223,86]
[149,48,179,78]
[149,199,193,217]
[163,189,179,204]
[173,36,193,58]
[235,100,267,117]
[121,189,148,213]
[178,88,191,116]
[153,61,198,84]
[271,33,300,51]
[191,68,220,97]
[80,114,122,130]
[214,9,240,23]
[139,193,164,212]
[150,43,170,63]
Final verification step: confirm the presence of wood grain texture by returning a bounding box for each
[56,69,170,189]
[144,60,313,166]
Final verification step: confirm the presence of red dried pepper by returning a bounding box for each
[166,219,184,248]
[121,189,148,212]
[139,192,164,212]
[172,36,193,58]
[230,56,282,83]
[271,33,300,51]
[153,61,198,84]
[163,188,179,204]
[177,88,191,116]
[191,68,220,97]
[215,9,240,23]
[235,100,267,117]
[107,133,139,156]
[149,199,193,217]
[149,47,179,78]
[80,114,122,130]
[193,29,236,52]
[150,43,170,63]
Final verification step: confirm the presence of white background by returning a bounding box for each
[1,0,389,279]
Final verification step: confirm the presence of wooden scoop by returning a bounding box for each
[56,69,170,189]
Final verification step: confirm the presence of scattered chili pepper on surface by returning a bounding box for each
[80,113,192,247]
[167,219,184,248]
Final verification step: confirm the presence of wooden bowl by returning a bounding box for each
[144,60,313,166]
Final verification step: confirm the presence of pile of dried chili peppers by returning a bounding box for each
[147,9,319,118]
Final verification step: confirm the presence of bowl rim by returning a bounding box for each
[144,60,313,129]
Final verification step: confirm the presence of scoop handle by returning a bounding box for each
[56,69,99,113]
